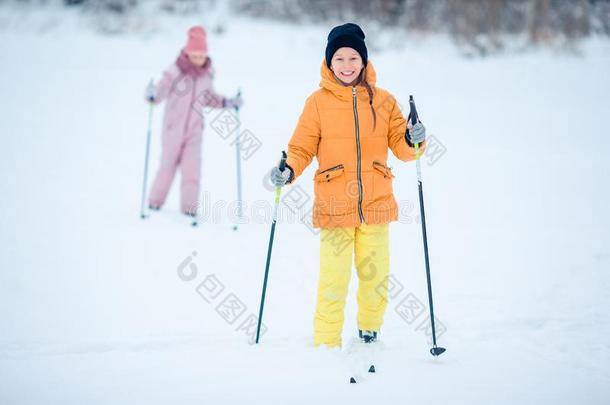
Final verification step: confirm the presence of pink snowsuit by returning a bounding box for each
[148,51,225,214]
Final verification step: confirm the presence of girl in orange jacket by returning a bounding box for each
[271,23,426,348]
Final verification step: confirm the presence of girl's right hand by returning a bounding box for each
[270,165,293,187]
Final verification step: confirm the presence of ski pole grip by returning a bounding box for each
[279,151,287,172]
[409,95,418,126]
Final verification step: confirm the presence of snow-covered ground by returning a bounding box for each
[1,7,609,405]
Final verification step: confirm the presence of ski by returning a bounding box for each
[144,207,200,227]
[349,363,376,384]
[346,331,381,384]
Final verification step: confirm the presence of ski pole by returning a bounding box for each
[255,151,287,344]
[233,88,243,231]
[140,97,154,219]
[409,95,446,357]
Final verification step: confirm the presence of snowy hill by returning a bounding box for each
[1,8,609,405]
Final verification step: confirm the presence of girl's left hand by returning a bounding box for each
[407,121,426,145]
[224,94,244,110]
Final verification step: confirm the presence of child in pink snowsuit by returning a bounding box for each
[145,26,242,216]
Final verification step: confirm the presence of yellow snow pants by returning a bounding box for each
[313,223,390,348]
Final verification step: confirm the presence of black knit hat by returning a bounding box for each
[325,23,368,69]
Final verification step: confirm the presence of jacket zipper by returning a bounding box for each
[183,76,197,135]
[352,86,365,224]
[319,164,344,174]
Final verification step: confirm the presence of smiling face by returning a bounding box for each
[330,47,364,86]
[187,51,207,67]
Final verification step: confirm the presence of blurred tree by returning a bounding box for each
[58,0,610,53]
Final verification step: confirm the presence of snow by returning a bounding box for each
[1,7,610,405]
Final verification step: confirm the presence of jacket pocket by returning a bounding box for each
[314,164,348,216]
[315,164,345,183]
[371,161,394,203]
[372,161,395,179]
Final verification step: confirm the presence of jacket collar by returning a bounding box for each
[176,49,211,78]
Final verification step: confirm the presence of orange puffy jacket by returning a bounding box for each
[286,60,425,229]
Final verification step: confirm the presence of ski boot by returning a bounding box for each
[358,330,378,344]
